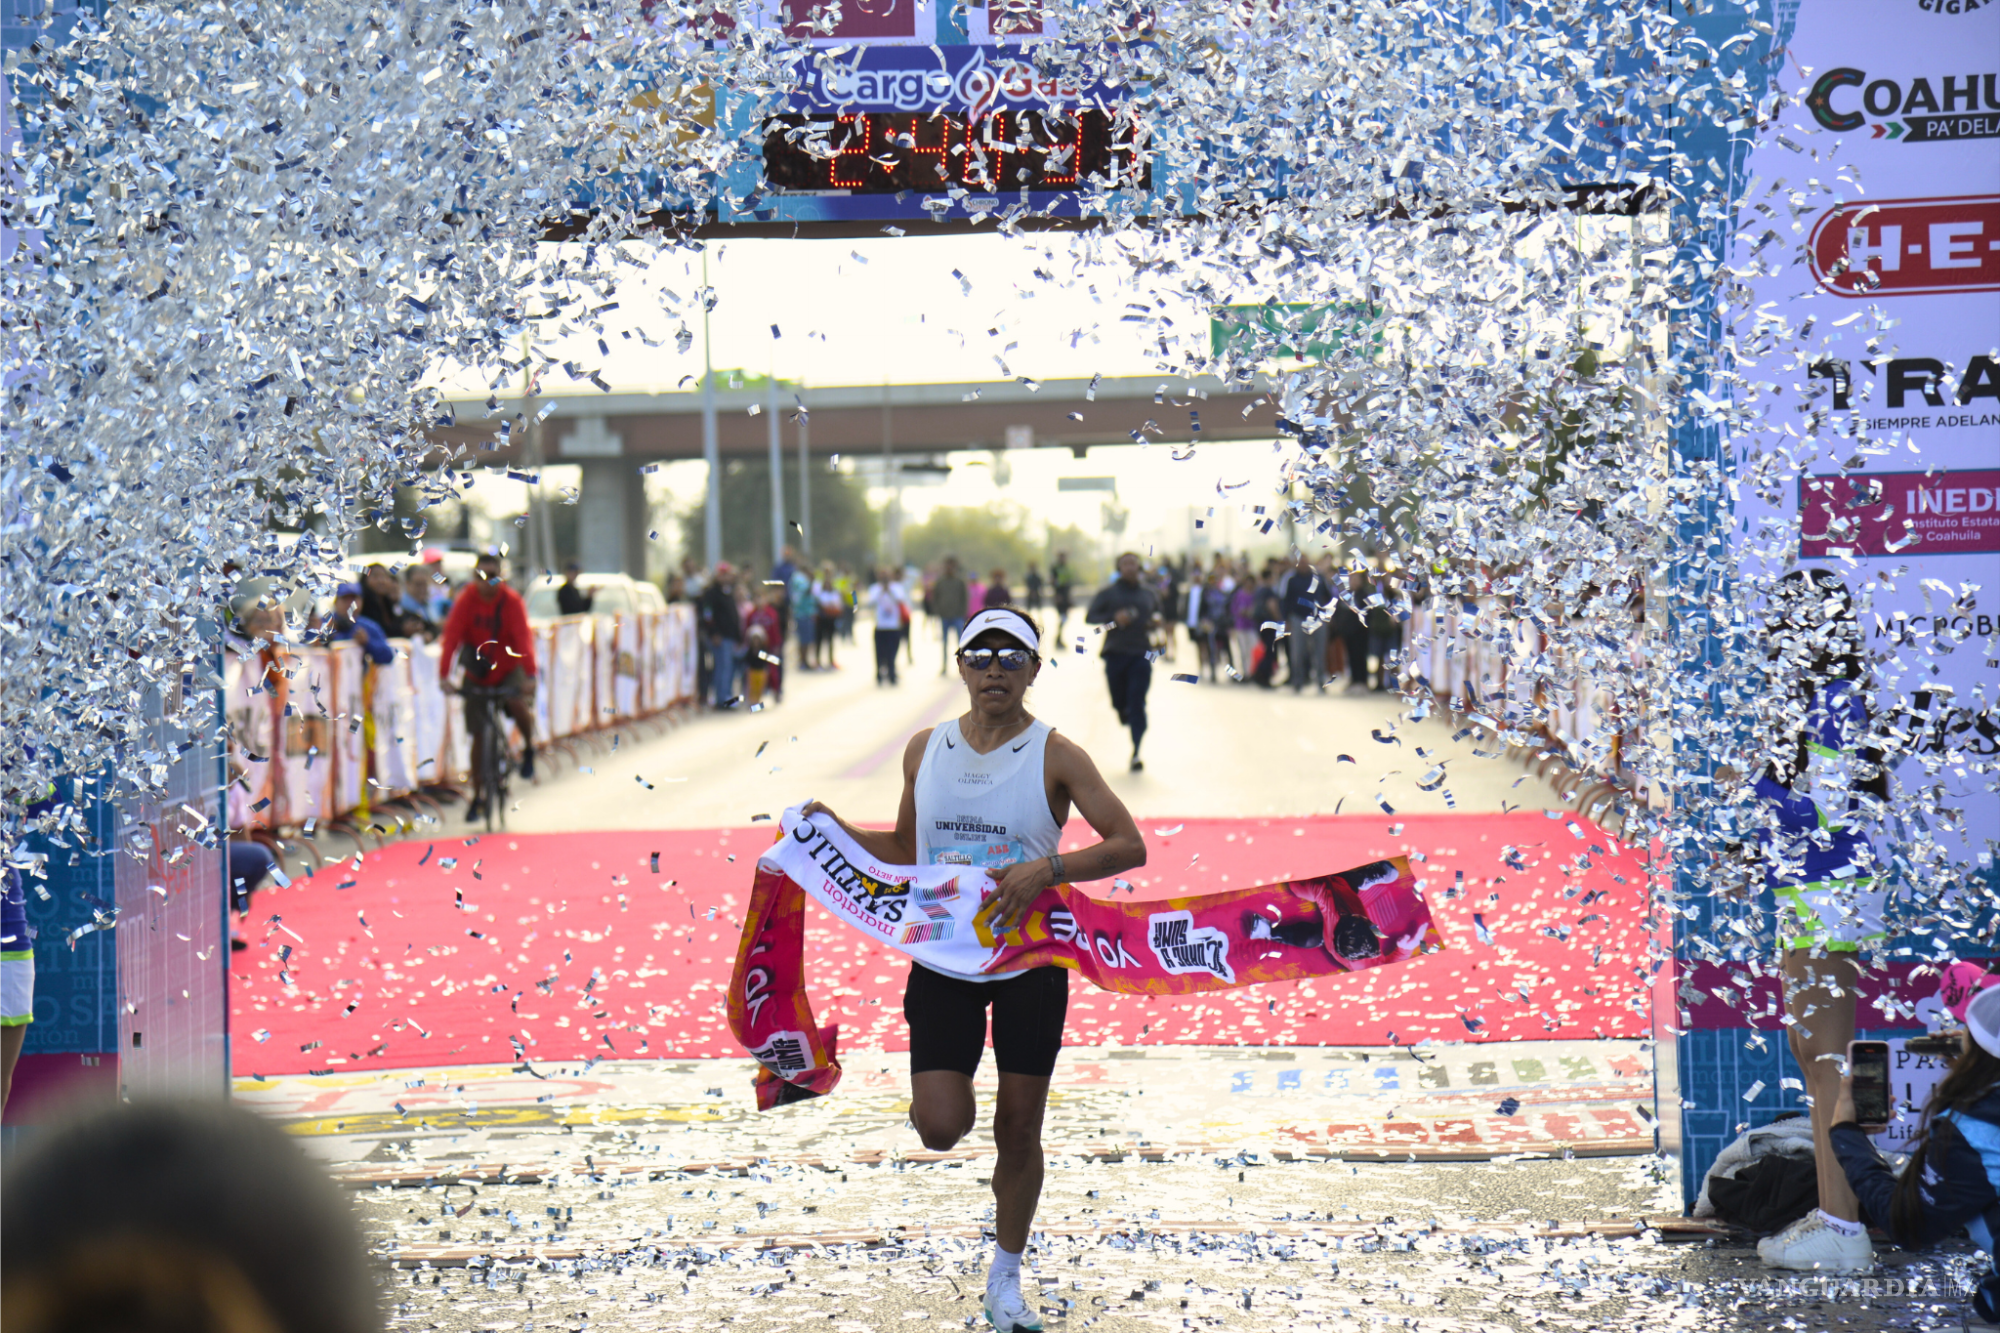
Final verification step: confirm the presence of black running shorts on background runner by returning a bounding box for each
[904,962,1069,1078]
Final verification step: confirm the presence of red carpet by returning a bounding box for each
[230,814,1653,1076]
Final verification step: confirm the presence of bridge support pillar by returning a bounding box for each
[574,449,647,578]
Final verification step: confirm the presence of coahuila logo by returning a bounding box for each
[817,48,1080,117]
[1806,67,2000,141]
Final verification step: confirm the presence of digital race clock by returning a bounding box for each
[762,110,1149,195]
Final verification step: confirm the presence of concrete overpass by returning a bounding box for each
[432,375,1289,575]
[435,374,1281,461]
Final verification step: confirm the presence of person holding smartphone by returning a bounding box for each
[1830,984,2000,1331]
[1732,571,1892,1273]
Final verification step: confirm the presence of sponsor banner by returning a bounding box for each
[1733,0,2000,863]
[967,0,1055,44]
[219,606,698,834]
[748,0,1061,48]
[613,614,643,718]
[785,43,1108,116]
[1801,469,2000,557]
[224,649,284,831]
[739,43,1154,224]
[1805,65,2000,144]
[739,0,1068,49]
[548,619,592,738]
[764,0,939,46]
[1809,195,2000,297]
[728,807,1442,1107]
[330,644,367,817]
[371,653,423,795]
[406,639,451,789]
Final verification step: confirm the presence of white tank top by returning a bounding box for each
[914,717,1061,982]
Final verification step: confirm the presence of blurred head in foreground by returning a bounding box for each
[2,1100,379,1333]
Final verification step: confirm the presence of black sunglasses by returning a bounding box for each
[958,647,1033,672]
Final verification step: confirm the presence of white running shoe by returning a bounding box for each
[1755,1212,1873,1273]
[1755,1211,1815,1252]
[983,1281,1043,1333]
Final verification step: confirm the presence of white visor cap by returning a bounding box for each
[961,608,1042,655]
[1968,982,2000,1061]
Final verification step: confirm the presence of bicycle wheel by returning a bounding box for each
[489,709,510,831]
[481,708,505,834]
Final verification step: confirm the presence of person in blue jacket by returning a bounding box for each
[1832,983,2000,1332]
[2,864,32,1109]
[327,582,396,665]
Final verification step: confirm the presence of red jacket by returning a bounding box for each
[438,583,537,686]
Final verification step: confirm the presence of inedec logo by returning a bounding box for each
[1800,470,2000,557]
[1810,195,2000,296]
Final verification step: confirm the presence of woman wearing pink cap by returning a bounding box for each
[1830,981,2000,1332]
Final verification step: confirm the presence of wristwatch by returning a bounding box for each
[1048,852,1066,885]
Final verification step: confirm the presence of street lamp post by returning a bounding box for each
[767,373,783,572]
[881,382,900,566]
[700,252,721,570]
[798,394,811,558]
[521,329,556,581]
[701,366,720,569]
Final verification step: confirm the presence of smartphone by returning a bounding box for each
[1848,1040,1892,1126]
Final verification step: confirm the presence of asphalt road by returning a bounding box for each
[496,616,1570,835]
[241,624,1991,1333]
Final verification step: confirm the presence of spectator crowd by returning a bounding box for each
[680,545,1422,712]
[229,540,1422,718]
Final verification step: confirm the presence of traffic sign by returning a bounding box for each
[1209,302,1382,363]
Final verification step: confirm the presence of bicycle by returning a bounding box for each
[457,682,516,832]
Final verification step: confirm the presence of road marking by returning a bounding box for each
[839,684,962,779]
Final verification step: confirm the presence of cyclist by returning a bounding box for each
[437,550,538,823]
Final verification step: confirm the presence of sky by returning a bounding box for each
[439,231,1200,397]
[440,230,1311,563]
[435,217,1648,568]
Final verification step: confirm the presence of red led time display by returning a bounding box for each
[764,110,1149,194]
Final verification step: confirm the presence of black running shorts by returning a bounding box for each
[903,962,1069,1078]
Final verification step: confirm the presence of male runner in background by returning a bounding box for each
[1049,551,1075,641]
[933,556,970,675]
[1084,552,1162,772]
[805,606,1147,1332]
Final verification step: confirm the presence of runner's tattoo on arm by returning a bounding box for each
[1095,851,1115,873]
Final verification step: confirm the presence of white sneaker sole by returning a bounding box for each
[1759,1256,1873,1275]
[982,1294,1043,1333]
[1756,1243,1874,1275]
